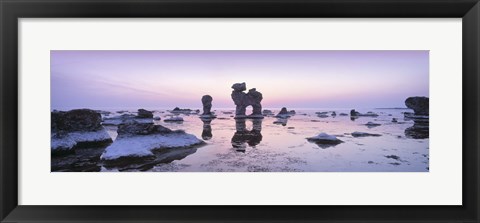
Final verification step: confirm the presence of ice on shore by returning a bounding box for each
[100,132,203,160]
[51,129,112,151]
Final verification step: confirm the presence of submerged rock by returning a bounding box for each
[164,116,184,122]
[262,109,273,116]
[51,109,112,153]
[351,131,382,137]
[170,107,194,114]
[52,109,102,132]
[350,109,379,117]
[339,113,349,116]
[365,121,381,128]
[273,118,288,126]
[317,113,329,118]
[350,109,360,117]
[306,133,343,148]
[405,96,429,115]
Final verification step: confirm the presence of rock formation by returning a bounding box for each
[405,96,429,115]
[136,109,153,118]
[404,96,429,139]
[51,109,112,154]
[231,82,264,119]
[200,95,216,119]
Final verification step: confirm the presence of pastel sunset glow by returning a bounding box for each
[51,50,429,110]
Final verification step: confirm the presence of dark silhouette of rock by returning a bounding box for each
[52,109,103,132]
[137,109,153,118]
[275,107,296,118]
[278,107,288,114]
[201,95,213,115]
[262,109,273,116]
[231,82,264,119]
[306,133,343,149]
[51,109,112,154]
[170,107,194,114]
[350,109,360,117]
[351,131,382,137]
[405,96,429,115]
[200,95,216,119]
[365,121,381,128]
[350,109,379,117]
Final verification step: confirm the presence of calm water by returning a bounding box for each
[52,108,429,172]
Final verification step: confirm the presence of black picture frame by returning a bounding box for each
[1,0,479,222]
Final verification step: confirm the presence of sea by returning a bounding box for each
[51,108,429,172]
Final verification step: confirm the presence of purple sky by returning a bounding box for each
[51,50,429,110]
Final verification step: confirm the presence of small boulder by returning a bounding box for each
[306,133,343,148]
[365,122,381,127]
[137,109,153,118]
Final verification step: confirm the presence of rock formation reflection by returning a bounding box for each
[200,118,213,140]
[231,119,263,152]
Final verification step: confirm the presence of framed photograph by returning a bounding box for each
[1,0,479,222]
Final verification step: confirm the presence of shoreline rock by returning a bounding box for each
[100,121,204,164]
[231,82,264,119]
[51,109,112,154]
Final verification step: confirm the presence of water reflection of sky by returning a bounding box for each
[104,108,429,172]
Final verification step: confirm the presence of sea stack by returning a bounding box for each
[405,96,429,116]
[231,82,264,119]
[200,95,216,119]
